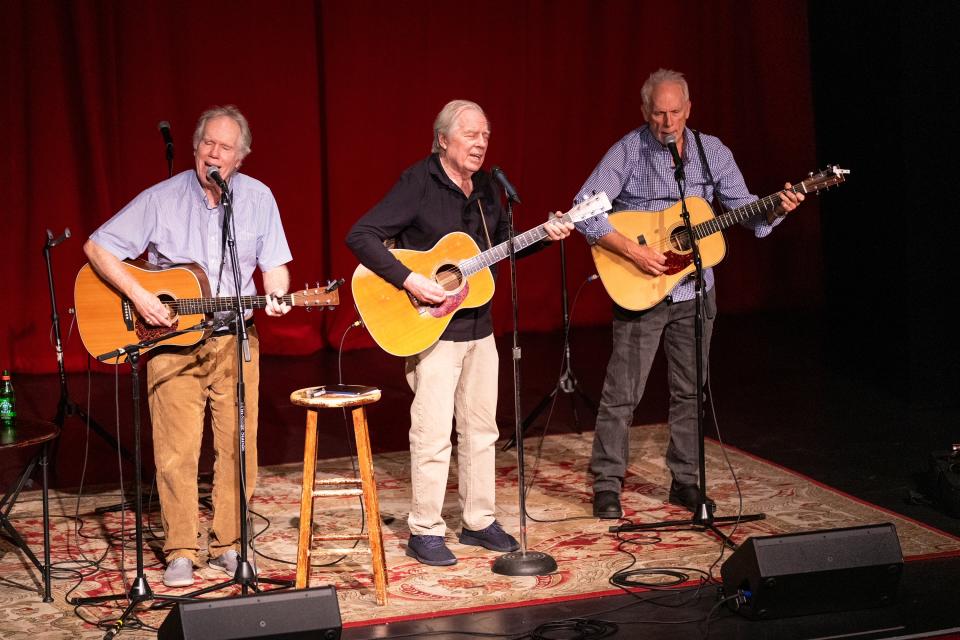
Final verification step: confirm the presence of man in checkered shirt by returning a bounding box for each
[574,69,805,519]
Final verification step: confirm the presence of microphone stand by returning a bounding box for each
[71,324,213,639]
[491,188,557,577]
[502,238,596,451]
[610,155,763,549]
[175,184,290,599]
[42,229,134,468]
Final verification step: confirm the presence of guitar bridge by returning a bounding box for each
[121,298,135,331]
[406,290,430,316]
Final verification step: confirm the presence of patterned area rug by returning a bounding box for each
[2,425,959,638]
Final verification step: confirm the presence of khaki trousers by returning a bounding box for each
[147,328,260,564]
[404,335,499,536]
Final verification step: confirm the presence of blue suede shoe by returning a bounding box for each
[406,535,457,566]
[458,520,519,552]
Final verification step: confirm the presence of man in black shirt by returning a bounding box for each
[346,100,571,566]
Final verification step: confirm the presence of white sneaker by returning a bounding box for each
[209,550,257,576]
[162,557,195,587]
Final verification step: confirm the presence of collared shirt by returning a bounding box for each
[90,170,292,319]
[347,154,538,342]
[574,125,782,303]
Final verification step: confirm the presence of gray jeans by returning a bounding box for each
[590,287,716,494]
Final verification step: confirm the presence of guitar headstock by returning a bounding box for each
[799,165,850,194]
[291,286,340,309]
[565,191,613,224]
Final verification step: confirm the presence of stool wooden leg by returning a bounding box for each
[296,409,319,589]
[353,406,388,605]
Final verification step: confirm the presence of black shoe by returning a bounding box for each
[458,520,519,552]
[592,490,622,519]
[406,535,457,566]
[668,481,715,513]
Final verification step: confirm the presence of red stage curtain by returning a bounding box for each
[1,0,817,374]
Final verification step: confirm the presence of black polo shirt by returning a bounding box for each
[347,154,527,342]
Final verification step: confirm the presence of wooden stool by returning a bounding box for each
[290,386,387,605]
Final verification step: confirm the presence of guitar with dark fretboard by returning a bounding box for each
[351,192,612,356]
[74,260,338,360]
[592,166,849,311]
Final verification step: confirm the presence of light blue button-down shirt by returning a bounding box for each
[91,170,292,313]
[574,126,782,302]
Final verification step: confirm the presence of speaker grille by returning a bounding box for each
[159,586,342,640]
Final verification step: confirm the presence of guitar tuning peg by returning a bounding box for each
[315,281,321,289]
[303,282,309,290]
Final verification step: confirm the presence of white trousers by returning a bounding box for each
[404,335,499,536]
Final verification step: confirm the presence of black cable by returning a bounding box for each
[528,618,619,639]
[521,274,600,526]
[260,317,369,571]
[701,334,747,581]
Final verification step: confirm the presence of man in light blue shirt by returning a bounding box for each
[574,70,804,519]
[84,105,292,587]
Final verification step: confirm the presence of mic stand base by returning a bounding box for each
[156,564,292,604]
[492,550,558,576]
[611,508,765,550]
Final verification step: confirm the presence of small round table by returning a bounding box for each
[1,418,60,602]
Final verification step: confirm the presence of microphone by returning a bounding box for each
[664,134,684,180]
[46,228,71,248]
[206,165,230,191]
[491,166,522,204]
[158,121,174,160]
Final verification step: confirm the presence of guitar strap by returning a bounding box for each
[691,128,725,214]
[214,204,229,299]
[477,199,494,250]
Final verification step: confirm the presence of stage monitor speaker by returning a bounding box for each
[720,523,903,620]
[158,585,341,640]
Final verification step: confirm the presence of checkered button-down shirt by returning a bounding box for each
[574,125,782,302]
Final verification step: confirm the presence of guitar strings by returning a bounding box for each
[618,194,784,255]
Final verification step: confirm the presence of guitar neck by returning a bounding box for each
[459,223,552,277]
[696,186,801,239]
[169,293,294,315]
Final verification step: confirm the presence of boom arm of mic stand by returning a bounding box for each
[95,320,214,362]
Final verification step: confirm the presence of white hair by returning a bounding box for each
[432,100,487,153]
[192,105,253,158]
[640,69,690,116]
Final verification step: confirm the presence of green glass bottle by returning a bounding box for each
[0,369,16,428]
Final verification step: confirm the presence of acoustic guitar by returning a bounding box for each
[351,192,612,357]
[74,260,339,360]
[591,165,849,311]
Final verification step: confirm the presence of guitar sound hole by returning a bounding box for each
[157,294,179,323]
[669,228,692,253]
[435,265,464,293]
